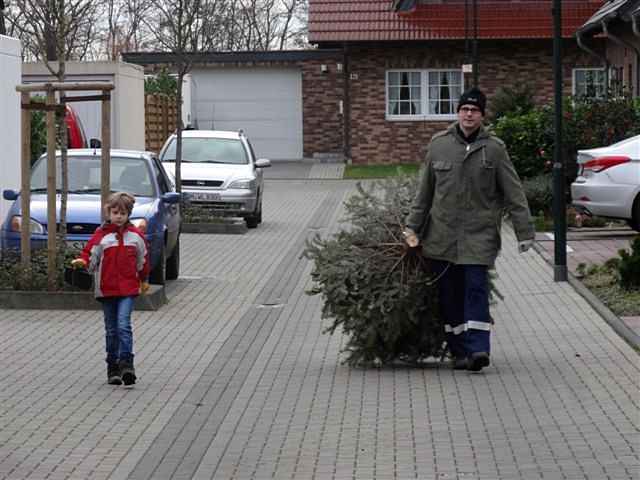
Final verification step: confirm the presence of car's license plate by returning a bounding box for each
[66,240,87,251]
[189,192,221,201]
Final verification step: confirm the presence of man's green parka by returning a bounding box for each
[406,123,534,266]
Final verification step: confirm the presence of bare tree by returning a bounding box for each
[143,0,206,193]
[6,0,103,282]
[104,0,154,60]
[6,0,100,61]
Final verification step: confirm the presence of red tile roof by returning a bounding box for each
[308,0,604,43]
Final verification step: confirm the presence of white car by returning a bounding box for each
[571,135,640,231]
[159,130,271,228]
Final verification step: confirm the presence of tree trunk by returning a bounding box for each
[175,70,184,194]
[0,0,6,36]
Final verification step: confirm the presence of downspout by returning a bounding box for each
[576,30,610,98]
[632,12,640,96]
[602,20,640,96]
[342,43,352,163]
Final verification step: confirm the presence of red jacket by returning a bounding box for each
[79,222,150,298]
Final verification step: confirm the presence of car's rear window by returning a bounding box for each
[161,137,248,165]
[30,156,155,197]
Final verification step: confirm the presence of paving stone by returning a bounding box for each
[0,178,638,480]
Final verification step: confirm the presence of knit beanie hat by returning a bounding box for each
[457,87,486,115]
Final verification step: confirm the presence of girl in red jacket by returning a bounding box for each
[72,192,150,386]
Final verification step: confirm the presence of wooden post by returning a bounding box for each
[101,91,111,219]
[45,87,57,291]
[20,92,31,267]
[162,95,169,144]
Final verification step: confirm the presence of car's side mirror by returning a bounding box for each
[162,192,180,204]
[255,158,271,168]
[3,190,18,201]
[89,138,101,148]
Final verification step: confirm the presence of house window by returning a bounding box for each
[573,68,606,99]
[386,69,463,120]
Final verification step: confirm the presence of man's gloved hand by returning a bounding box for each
[518,239,534,253]
[139,281,150,295]
[402,228,419,248]
[70,258,87,269]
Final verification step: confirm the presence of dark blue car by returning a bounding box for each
[1,149,181,284]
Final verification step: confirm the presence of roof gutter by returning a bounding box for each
[576,30,609,98]
[602,19,640,96]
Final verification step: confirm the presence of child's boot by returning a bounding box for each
[120,359,137,386]
[107,363,122,385]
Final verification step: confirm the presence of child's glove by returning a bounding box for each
[70,258,87,269]
[139,281,150,295]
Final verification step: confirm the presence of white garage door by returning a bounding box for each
[191,68,302,160]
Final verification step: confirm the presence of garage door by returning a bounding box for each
[190,68,302,160]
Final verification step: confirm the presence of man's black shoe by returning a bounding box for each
[467,352,490,372]
[107,363,122,385]
[453,357,468,370]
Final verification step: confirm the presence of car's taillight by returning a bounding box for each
[582,155,630,173]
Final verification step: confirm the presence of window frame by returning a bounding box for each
[572,67,607,99]
[386,69,464,122]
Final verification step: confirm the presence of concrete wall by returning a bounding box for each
[22,61,145,150]
[0,35,21,227]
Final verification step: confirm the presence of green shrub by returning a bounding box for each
[488,84,535,123]
[492,109,550,179]
[0,248,79,291]
[617,237,640,290]
[145,69,178,96]
[522,174,553,217]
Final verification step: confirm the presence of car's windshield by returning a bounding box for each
[161,137,249,165]
[30,156,155,197]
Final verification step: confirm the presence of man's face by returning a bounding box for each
[457,104,484,133]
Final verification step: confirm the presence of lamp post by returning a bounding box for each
[552,0,568,281]
[472,0,478,86]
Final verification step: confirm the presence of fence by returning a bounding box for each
[145,93,177,153]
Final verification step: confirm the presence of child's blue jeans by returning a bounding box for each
[102,296,135,364]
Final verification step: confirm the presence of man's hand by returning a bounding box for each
[402,228,419,248]
[140,281,150,295]
[518,239,534,253]
[70,258,87,269]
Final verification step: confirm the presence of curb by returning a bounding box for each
[0,284,167,311]
[182,222,248,234]
[532,242,640,351]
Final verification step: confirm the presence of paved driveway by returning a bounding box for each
[0,176,637,480]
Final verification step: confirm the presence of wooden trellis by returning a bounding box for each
[15,82,114,290]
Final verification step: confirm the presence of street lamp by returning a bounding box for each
[552,0,568,281]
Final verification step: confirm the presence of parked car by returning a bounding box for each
[158,130,271,228]
[1,149,181,284]
[571,135,640,232]
[64,104,88,149]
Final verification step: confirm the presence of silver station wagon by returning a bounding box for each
[159,130,271,228]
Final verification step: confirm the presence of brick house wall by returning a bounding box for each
[301,56,344,159]
[338,40,604,165]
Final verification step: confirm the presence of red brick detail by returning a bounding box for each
[339,41,603,165]
[301,57,345,158]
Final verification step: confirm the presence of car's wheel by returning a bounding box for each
[166,238,180,280]
[149,245,166,285]
[629,195,640,232]
[245,198,261,229]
